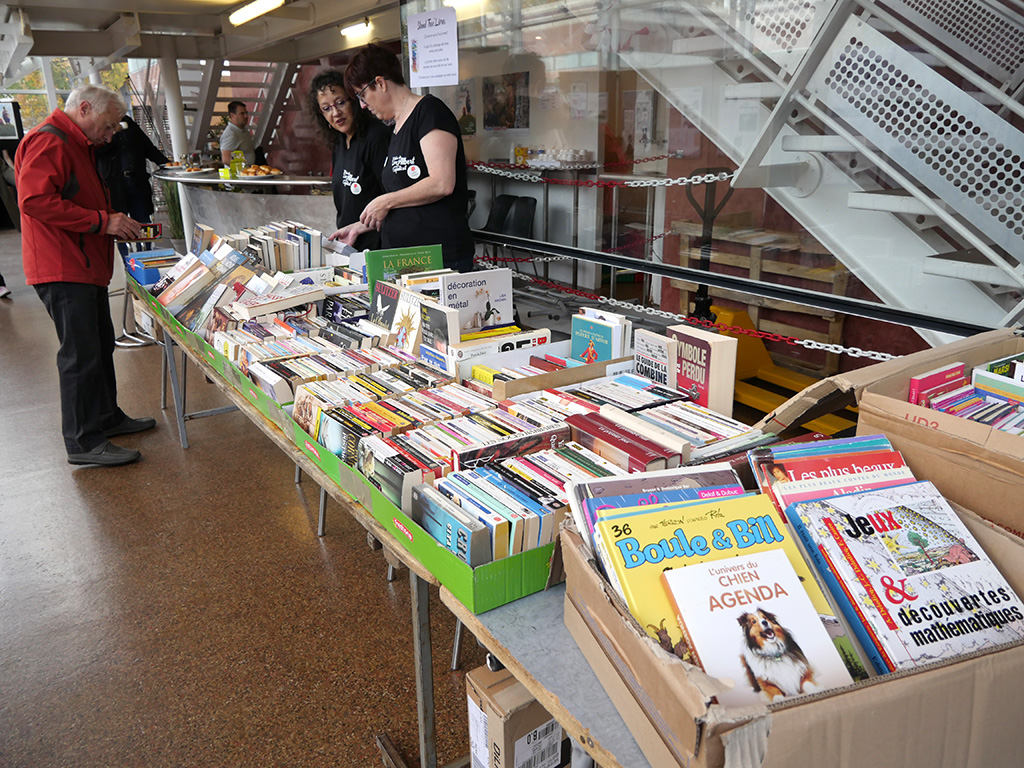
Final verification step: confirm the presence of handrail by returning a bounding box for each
[473,230,998,338]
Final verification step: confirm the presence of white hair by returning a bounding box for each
[65,84,127,116]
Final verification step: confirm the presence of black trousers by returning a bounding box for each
[35,282,126,454]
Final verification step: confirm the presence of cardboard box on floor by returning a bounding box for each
[561,509,1024,768]
[466,664,570,768]
[755,328,1024,535]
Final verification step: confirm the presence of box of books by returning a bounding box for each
[756,329,1024,536]
[347,464,558,613]
[561,497,1024,768]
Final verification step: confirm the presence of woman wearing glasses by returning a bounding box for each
[337,42,475,272]
[309,69,391,251]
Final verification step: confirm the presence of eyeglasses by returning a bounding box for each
[355,78,380,105]
[320,98,349,114]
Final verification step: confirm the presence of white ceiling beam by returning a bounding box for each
[81,13,142,78]
[0,9,34,80]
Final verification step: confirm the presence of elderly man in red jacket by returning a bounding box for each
[16,83,155,467]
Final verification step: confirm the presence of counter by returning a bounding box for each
[153,169,336,237]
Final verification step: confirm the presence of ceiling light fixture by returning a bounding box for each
[340,17,372,36]
[229,0,285,27]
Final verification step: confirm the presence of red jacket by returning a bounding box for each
[16,109,114,286]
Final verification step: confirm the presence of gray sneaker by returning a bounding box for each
[67,441,142,466]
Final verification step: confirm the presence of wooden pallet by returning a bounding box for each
[671,221,848,377]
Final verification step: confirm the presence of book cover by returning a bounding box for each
[190,223,216,257]
[439,268,514,334]
[632,329,678,388]
[364,244,443,295]
[368,280,401,330]
[447,328,552,361]
[907,362,966,406]
[564,413,669,473]
[664,323,738,417]
[787,480,1024,672]
[661,548,855,707]
[570,315,617,365]
[595,493,867,680]
[390,288,424,355]
[420,298,461,355]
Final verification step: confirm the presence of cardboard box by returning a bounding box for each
[466,664,570,768]
[755,329,1024,536]
[561,509,1024,768]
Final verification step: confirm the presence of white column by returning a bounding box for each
[39,57,58,111]
[159,36,194,245]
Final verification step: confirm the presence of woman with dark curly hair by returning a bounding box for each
[309,68,390,252]
[337,43,475,272]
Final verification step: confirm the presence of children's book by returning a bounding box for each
[662,548,855,707]
[787,480,1024,673]
[593,493,869,680]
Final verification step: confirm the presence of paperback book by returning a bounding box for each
[664,322,738,417]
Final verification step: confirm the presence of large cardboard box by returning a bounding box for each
[756,329,1024,535]
[466,664,570,768]
[561,507,1024,768]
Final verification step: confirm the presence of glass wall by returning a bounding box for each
[397,0,1024,369]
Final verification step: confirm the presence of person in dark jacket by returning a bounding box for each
[96,115,168,223]
[15,83,155,467]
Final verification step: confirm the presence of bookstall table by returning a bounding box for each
[440,583,651,768]
[127,278,448,768]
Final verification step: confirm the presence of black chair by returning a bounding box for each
[503,196,536,239]
[482,194,518,233]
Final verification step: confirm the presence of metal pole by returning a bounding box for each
[159,37,195,242]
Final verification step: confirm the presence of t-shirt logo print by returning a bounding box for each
[391,155,417,176]
[343,169,361,195]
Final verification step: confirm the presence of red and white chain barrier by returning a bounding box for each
[468,160,734,190]
[479,258,898,363]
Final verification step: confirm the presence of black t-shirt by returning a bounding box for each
[331,119,390,252]
[381,95,474,269]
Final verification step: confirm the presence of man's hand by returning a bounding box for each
[106,213,142,240]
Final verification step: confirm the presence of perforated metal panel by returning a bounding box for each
[880,0,1024,88]
[712,0,837,73]
[806,18,1024,258]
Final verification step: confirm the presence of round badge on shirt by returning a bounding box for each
[407,165,421,180]
[351,182,362,195]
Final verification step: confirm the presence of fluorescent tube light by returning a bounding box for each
[340,17,371,36]
[229,0,284,27]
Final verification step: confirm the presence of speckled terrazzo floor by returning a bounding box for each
[0,227,487,767]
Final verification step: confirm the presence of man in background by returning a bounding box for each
[220,100,256,166]
[16,83,155,467]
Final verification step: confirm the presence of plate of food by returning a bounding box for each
[177,167,215,174]
[238,165,284,177]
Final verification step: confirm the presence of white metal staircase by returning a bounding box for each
[594,0,1024,342]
